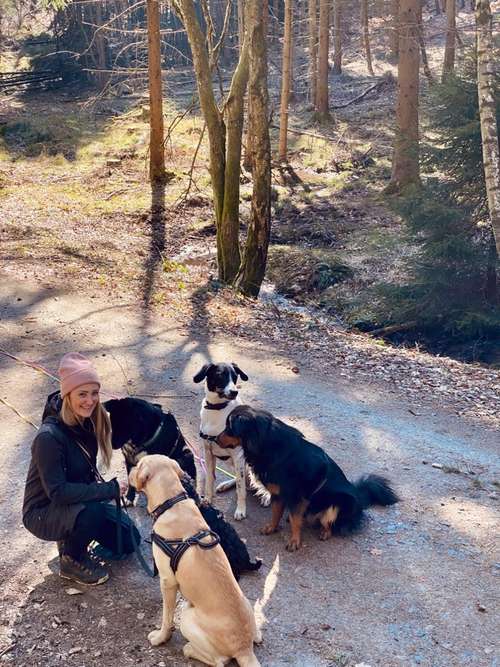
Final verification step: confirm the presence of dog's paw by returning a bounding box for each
[319,527,331,541]
[260,523,279,535]
[216,479,236,493]
[286,537,302,552]
[259,493,271,507]
[254,629,263,644]
[148,627,173,646]
[234,507,247,521]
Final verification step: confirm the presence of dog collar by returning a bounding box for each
[140,417,165,449]
[200,431,218,441]
[204,400,230,410]
[150,491,189,522]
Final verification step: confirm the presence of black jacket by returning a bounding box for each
[22,392,119,541]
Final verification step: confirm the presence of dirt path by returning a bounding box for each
[0,275,498,667]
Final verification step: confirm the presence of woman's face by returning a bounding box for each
[68,383,100,419]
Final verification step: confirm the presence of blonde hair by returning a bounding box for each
[60,395,113,469]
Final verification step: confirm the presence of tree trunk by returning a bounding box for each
[178,0,248,282]
[146,0,166,183]
[237,0,245,52]
[442,0,456,79]
[220,39,250,280]
[475,0,500,255]
[93,1,109,88]
[361,0,375,76]
[279,0,293,160]
[387,0,421,192]
[390,0,399,60]
[309,0,318,102]
[333,0,342,74]
[316,0,330,117]
[418,1,434,83]
[235,0,272,297]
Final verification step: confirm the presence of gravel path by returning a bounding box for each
[0,276,498,667]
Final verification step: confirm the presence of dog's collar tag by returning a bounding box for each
[204,400,230,411]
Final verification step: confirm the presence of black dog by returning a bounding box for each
[104,397,196,505]
[217,405,399,552]
[180,474,262,580]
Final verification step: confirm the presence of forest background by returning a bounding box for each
[0,0,499,366]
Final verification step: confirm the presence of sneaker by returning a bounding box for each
[59,554,109,586]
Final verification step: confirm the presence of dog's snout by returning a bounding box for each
[228,389,238,399]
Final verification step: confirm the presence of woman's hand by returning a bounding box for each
[119,480,128,496]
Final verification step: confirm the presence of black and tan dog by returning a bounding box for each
[217,405,399,552]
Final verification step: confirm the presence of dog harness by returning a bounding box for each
[150,492,220,574]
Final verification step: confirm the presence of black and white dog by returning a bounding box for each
[104,397,196,505]
[193,362,270,520]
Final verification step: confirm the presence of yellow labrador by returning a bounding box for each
[129,455,262,667]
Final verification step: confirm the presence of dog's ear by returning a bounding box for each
[231,362,249,382]
[134,459,152,492]
[170,458,185,479]
[103,398,117,413]
[193,363,212,383]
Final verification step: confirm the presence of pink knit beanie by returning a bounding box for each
[59,352,101,398]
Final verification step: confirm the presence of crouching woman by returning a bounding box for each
[22,352,139,586]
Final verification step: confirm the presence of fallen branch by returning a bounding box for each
[369,321,418,336]
[176,121,206,205]
[0,644,16,659]
[331,76,393,109]
[0,397,38,429]
[270,124,335,142]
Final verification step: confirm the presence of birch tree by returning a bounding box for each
[475,0,500,254]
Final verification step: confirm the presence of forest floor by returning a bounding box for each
[1,5,499,667]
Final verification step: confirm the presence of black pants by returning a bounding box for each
[61,501,139,560]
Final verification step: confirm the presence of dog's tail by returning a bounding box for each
[354,474,399,509]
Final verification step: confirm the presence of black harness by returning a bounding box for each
[150,492,220,573]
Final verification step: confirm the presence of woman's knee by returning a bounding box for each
[74,502,107,534]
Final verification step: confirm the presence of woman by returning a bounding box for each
[22,352,139,586]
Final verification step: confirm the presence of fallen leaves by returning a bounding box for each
[64,587,82,596]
